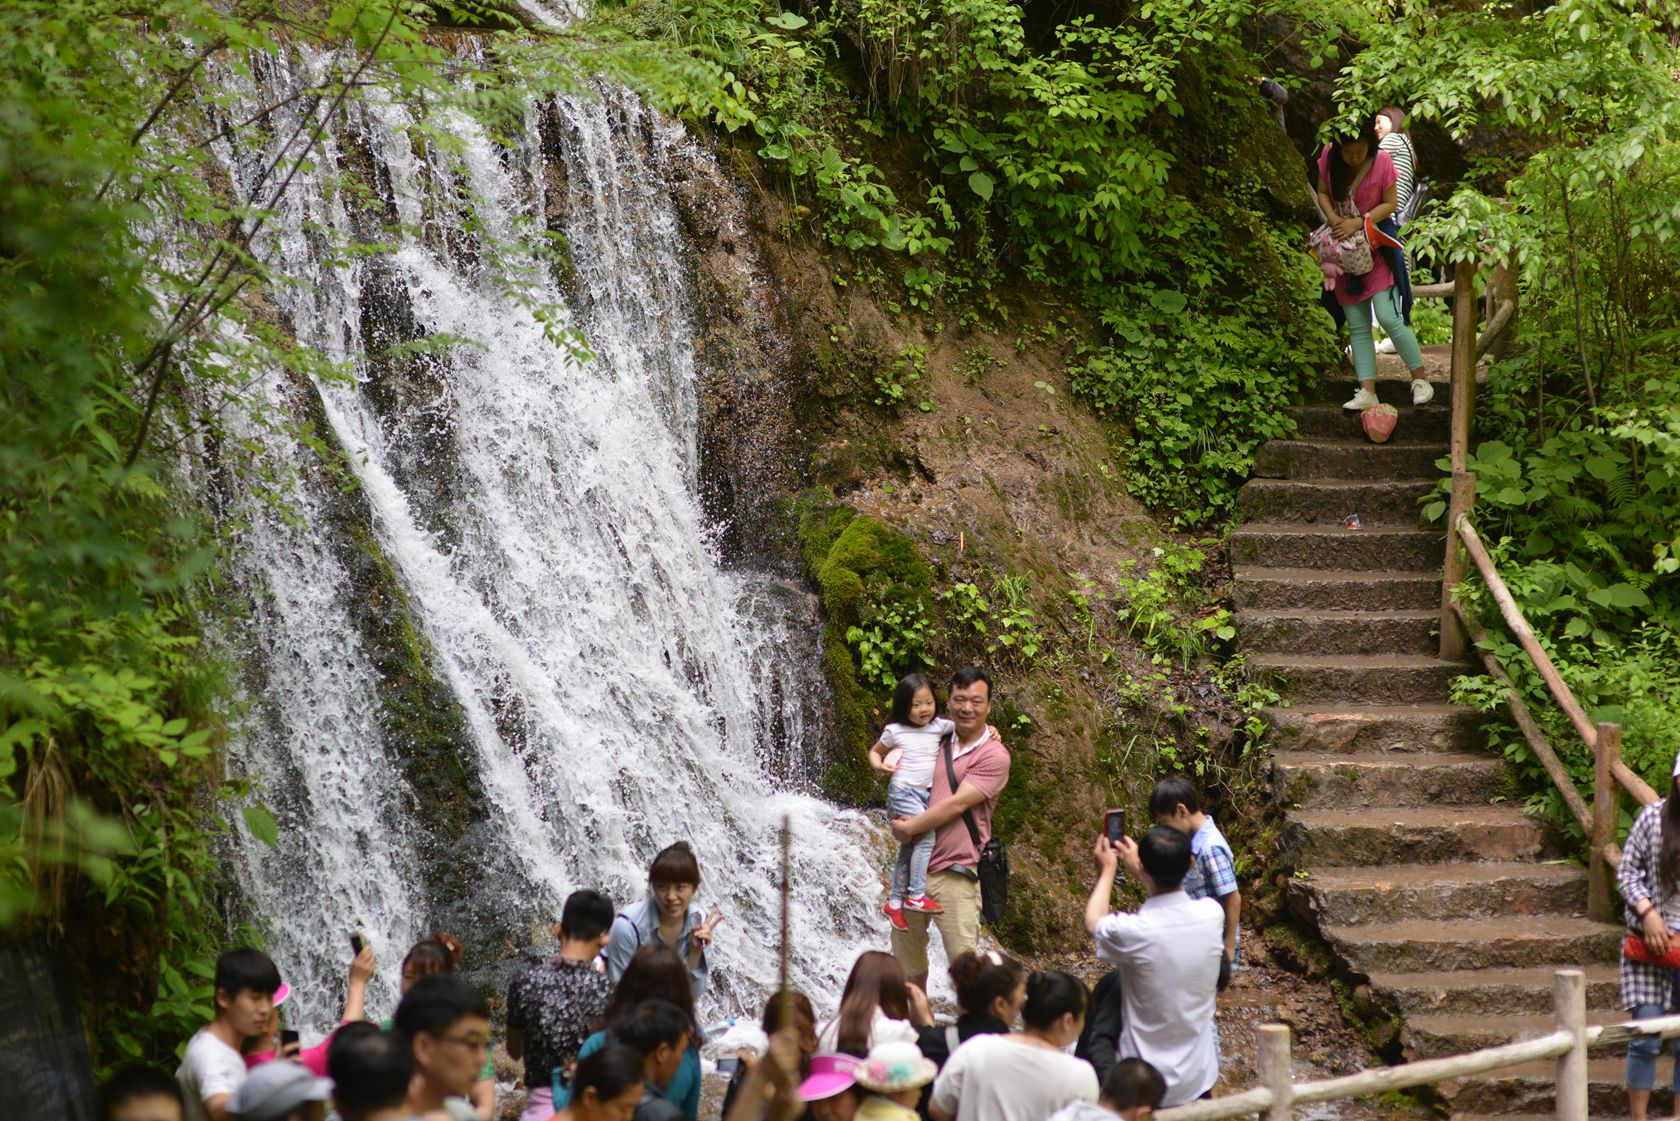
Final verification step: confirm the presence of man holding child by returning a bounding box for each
[887,667,1011,989]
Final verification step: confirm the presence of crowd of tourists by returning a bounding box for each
[96,665,1248,1121]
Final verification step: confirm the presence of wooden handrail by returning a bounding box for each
[1614,759,1659,807]
[1453,516,1600,749]
[1450,601,1592,835]
[1155,972,1680,1121]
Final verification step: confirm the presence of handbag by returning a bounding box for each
[941,731,1009,924]
[1310,156,1377,276]
[1624,930,1680,969]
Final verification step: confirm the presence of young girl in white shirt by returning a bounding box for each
[868,673,956,930]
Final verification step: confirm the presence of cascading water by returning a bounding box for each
[205,51,891,1035]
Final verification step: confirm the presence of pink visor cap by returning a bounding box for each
[800,1053,860,1100]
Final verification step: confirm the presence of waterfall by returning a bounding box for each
[203,51,889,1035]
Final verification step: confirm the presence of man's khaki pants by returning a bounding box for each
[890,869,981,978]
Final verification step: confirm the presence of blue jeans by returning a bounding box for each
[1628,1001,1680,1091]
[886,783,932,902]
[1346,285,1425,381]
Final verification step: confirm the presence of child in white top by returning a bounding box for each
[868,673,955,930]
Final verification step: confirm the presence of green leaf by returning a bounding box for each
[765,11,808,30]
[242,805,280,850]
[968,171,994,201]
[1586,583,1650,609]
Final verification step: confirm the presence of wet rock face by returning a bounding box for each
[665,134,801,565]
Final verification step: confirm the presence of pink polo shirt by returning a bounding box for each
[927,728,1011,874]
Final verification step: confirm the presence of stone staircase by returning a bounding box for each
[1233,366,1630,1118]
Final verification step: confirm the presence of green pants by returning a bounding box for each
[1346,285,1424,381]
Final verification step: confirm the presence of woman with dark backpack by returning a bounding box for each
[1617,755,1680,1121]
[1374,107,1422,225]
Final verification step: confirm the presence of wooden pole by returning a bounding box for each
[1554,970,1588,1121]
[1441,259,1478,663]
[1590,725,1623,922]
[1439,472,1477,661]
[1259,1025,1294,1121]
[1449,259,1477,476]
[778,814,792,1024]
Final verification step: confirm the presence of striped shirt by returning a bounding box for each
[1618,800,1680,1010]
[1380,133,1417,214]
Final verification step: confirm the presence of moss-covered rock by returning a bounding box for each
[789,490,935,802]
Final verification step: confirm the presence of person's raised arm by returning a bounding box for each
[1085,836,1122,933]
[341,945,376,1023]
[203,1095,234,1121]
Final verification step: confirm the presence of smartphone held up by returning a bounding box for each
[1104,809,1125,845]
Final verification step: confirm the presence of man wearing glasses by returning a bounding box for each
[392,976,495,1121]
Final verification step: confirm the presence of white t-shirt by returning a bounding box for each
[930,1033,1099,1121]
[816,1007,919,1053]
[880,717,955,789]
[177,1029,247,1121]
[1093,892,1224,1107]
[1046,1102,1117,1121]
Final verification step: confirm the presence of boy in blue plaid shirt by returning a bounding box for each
[1150,777,1242,969]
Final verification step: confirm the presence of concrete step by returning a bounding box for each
[1289,862,1588,927]
[1237,608,1439,656]
[1273,752,1507,810]
[1369,964,1620,1017]
[1281,806,1543,868]
[1252,654,1471,705]
[1265,703,1488,754]
[1231,567,1442,611]
[1287,403,1452,442]
[1253,439,1446,480]
[1322,915,1621,973]
[1229,524,1444,569]
[1307,346,1456,404]
[1237,477,1438,527]
[1444,1057,1663,1117]
[1407,1009,1627,1060]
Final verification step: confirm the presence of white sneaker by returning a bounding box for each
[1410,378,1435,406]
[1342,387,1379,411]
[1374,337,1398,354]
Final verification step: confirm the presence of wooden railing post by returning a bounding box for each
[1259,1024,1293,1121]
[1448,259,1477,476]
[1554,970,1588,1121]
[1441,259,1479,661]
[1590,723,1624,921]
[1440,475,1477,660]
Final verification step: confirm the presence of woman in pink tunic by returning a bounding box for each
[1315,121,1431,412]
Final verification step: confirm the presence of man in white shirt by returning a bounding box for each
[177,948,283,1121]
[1084,826,1223,1107]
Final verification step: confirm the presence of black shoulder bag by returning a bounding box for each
[941,731,1009,924]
